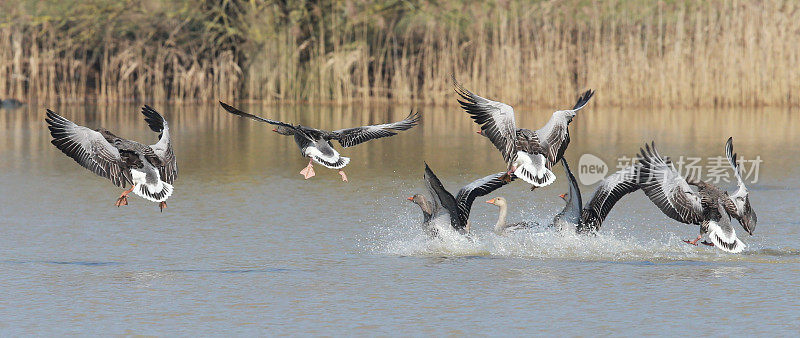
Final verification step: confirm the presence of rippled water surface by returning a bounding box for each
[1,103,798,335]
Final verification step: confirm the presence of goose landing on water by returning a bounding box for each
[453,76,594,188]
[637,138,757,253]
[407,163,513,236]
[220,102,420,181]
[553,158,640,233]
[45,106,178,211]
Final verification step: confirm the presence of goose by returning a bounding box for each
[636,138,757,253]
[45,106,177,211]
[453,76,594,188]
[484,197,537,235]
[1,98,24,109]
[407,163,512,236]
[552,158,640,233]
[220,102,420,181]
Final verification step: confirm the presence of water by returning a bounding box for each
[1,103,798,335]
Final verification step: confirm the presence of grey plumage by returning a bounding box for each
[637,141,751,253]
[45,107,177,204]
[418,163,513,233]
[453,76,593,187]
[219,101,420,171]
[553,158,640,233]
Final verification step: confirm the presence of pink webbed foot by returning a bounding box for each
[115,185,135,207]
[299,164,316,179]
[339,170,348,182]
[115,195,129,207]
[683,235,703,246]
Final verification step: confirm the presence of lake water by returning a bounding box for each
[1,102,798,335]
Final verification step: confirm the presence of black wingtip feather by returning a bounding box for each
[140,105,165,132]
[571,89,595,110]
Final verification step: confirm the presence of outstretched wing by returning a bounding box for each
[725,136,747,194]
[219,101,296,130]
[558,158,583,226]
[330,111,421,147]
[453,76,518,165]
[536,90,595,165]
[455,172,513,227]
[637,142,704,225]
[423,163,460,228]
[141,105,177,184]
[581,164,640,232]
[723,137,757,234]
[45,110,131,188]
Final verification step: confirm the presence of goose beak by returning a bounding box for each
[486,198,495,204]
[559,193,566,199]
[407,196,414,201]
[272,129,278,132]
[475,130,482,135]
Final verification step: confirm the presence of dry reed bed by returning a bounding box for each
[1,0,798,107]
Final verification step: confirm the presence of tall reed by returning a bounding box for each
[1,0,798,107]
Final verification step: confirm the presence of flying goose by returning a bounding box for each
[453,76,594,188]
[407,163,513,236]
[220,102,420,181]
[636,139,757,253]
[552,158,640,233]
[484,197,537,235]
[45,106,177,211]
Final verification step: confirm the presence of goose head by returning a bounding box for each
[485,197,507,207]
[272,126,295,135]
[730,189,757,235]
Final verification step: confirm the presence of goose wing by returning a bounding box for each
[637,142,704,225]
[330,111,421,147]
[453,76,517,164]
[723,137,757,234]
[219,101,296,130]
[141,105,177,184]
[45,110,131,188]
[455,171,513,228]
[536,90,594,165]
[580,164,640,232]
[423,163,460,229]
[559,158,584,225]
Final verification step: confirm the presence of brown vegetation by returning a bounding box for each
[1,1,798,107]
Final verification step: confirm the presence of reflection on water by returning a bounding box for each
[1,102,799,335]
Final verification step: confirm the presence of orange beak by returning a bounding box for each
[486,198,495,204]
[559,194,566,199]
[475,130,482,134]
[272,129,278,132]
[407,196,414,201]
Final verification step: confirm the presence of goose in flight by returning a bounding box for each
[636,138,757,253]
[45,106,177,211]
[407,163,513,236]
[453,76,594,188]
[220,102,420,181]
[484,197,537,235]
[552,158,640,233]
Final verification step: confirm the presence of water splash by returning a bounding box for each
[360,215,798,263]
